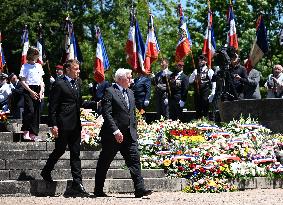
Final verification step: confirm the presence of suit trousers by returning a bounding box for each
[168,98,183,121]
[42,128,82,185]
[21,85,41,135]
[95,132,144,192]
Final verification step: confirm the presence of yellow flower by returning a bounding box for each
[208,180,217,187]
[163,159,171,167]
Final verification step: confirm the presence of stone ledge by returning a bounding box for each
[230,177,283,189]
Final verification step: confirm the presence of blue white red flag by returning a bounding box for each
[21,25,29,65]
[125,9,146,74]
[202,11,216,68]
[125,11,138,71]
[175,4,192,63]
[245,15,268,73]
[144,13,160,74]
[36,23,45,64]
[94,28,110,83]
[226,5,238,50]
[61,17,80,64]
[0,32,6,71]
[135,20,146,73]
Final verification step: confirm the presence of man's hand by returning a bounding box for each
[179,100,185,108]
[164,98,168,105]
[144,100,149,107]
[51,126,59,138]
[114,132,124,143]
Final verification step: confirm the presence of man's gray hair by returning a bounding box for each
[114,68,132,82]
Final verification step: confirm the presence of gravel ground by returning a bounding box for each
[1,189,283,205]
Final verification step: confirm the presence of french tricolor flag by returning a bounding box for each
[126,11,138,71]
[202,11,216,68]
[227,5,238,50]
[0,32,6,71]
[245,15,268,73]
[175,4,192,63]
[36,23,44,64]
[21,25,29,65]
[94,28,110,83]
[144,13,160,74]
[135,20,146,73]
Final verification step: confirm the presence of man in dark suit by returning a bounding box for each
[41,59,89,197]
[132,73,151,111]
[153,59,172,119]
[168,61,189,121]
[94,68,152,198]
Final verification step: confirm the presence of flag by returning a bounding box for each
[94,27,110,83]
[61,17,80,64]
[202,11,216,68]
[226,4,238,50]
[36,23,45,64]
[125,8,146,73]
[245,15,268,73]
[125,10,138,71]
[0,32,6,72]
[144,13,160,74]
[135,20,146,73]
[175,4,192,63]
[21,25,29,65]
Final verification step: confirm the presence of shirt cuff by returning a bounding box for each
[113,129,120,135]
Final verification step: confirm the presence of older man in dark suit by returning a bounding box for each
[94,68,152,198]
[41,59,89,196]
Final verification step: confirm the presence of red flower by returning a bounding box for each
[178,166,185,171]
[199,167,206,173]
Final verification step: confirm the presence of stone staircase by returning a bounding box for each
[0,122,185,196]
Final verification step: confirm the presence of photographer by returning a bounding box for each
[265,64,283,98]
[213,46,248,101]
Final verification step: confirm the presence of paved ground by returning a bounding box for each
[1,189,283,205]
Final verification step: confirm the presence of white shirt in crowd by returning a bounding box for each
[19,63,45,85]
[0,82,14,103]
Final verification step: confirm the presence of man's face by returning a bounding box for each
[160,60,168,70]
[10,75,18,84]
[120,73,132,88]
[67,63,80,79]
[176,64,183,72]
[198,58,207,67]
[56,69,64,76]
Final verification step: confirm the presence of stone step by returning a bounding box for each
[4,159,124,170]
[3,169,165,181]
[0,150,117,160]
[0,132,14,142]
[0,178,185,196]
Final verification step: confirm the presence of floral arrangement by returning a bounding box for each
[0,111,8,132]
[137,116,283,193]
[80,109,103,147]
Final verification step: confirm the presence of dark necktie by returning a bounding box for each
[122,89,129,109]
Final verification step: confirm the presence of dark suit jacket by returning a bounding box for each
[132,76,151,107]
[48,76,82,131]
[99,85,138,142]
[169,71,189,102]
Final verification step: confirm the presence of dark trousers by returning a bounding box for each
[95,133,144,192]
[168,98,182,121]
[156,93,169,119]
[42,128,82,185]
[194,93,209,119]
[21,85,41,135]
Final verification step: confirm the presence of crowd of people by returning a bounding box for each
[0,45,282,197]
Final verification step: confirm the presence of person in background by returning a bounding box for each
[49,64,64,84]
[94,68,152,198]
[168,61,189,121]
[132,72,151,112]
[243,59,261,99]
[189,55,215,119]
[265,64,283,98]
[41,59,89,197]
[0,73,14,112]
[90,80,110,114]
[153,58,172,119]
[8,73,24,118]
[19,47,45,141]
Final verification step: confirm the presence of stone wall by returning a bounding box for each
[219,99,283,133]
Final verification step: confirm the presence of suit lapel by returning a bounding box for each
[113,85,129,111]
[63,77,78,99]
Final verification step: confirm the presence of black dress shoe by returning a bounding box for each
[135,189,153,198]
[40,170,53,182]
[64,183,90,197]
[94,191,109,197]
